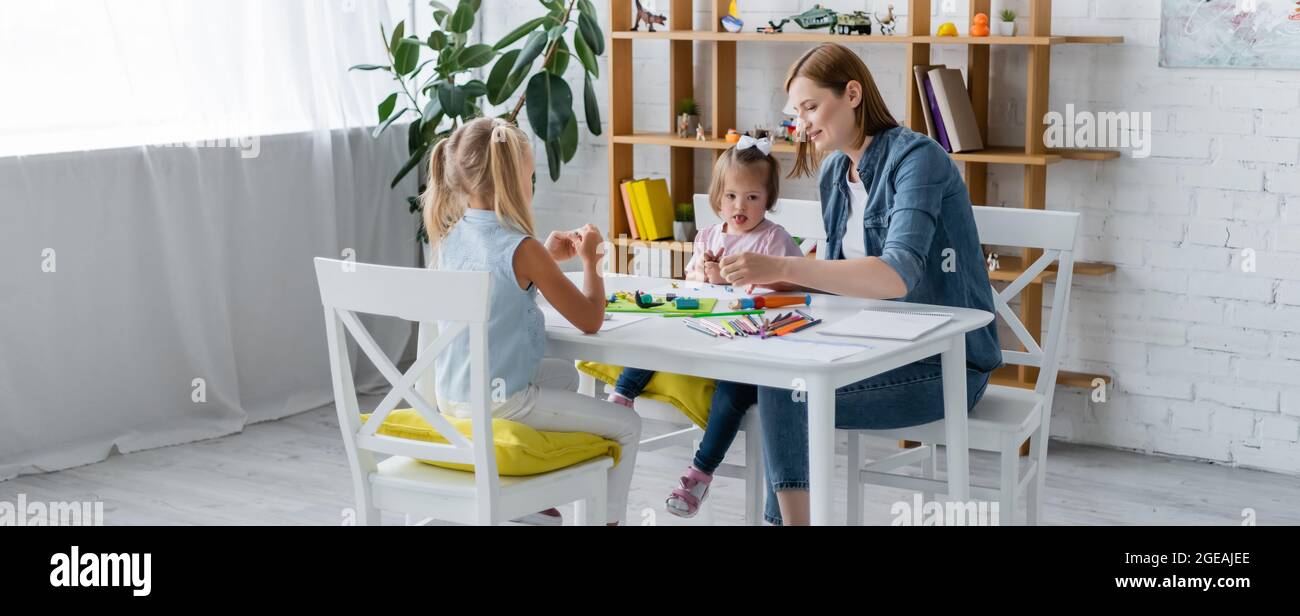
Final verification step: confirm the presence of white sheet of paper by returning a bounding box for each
[817,309,953,341]
[709,337,869,363]
[541,306,649,332]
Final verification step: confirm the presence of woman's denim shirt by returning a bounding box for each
[818,125,1002,373]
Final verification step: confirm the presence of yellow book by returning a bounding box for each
[641,178,676,240]
[626,179,650,239]
[631,179,665,239]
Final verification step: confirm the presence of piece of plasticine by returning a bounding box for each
[674,297,700,310]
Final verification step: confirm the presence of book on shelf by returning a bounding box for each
[618,178,642,239]
[912,64,949,151]
[629,177,675,241]
[926,67,984,153]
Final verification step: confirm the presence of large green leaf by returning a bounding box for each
[427,31,447,51]
[572,29,598,77]
[486,49,521,104]
[392,143,430,189]
[525,72,572,142]
[578,11,603,56]
[583,71,602,136]
[457,44,495,69]
[422,114,444,143]
[578,0,597,18]
[373,107,410,138]
[544,138,562,181]
[408,117,423,154]
[377,92,399,122]
[461,79,488,99]
[422,92,443,121]
[438,83,467,118]
[394,37,421,75]
[510,31,547,76]
[546,37,570,75]
[493,16,547,50]
[448,1,475,33]
[559,108,579,163]
[388,21,405,54]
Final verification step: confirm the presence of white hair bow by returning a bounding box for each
[735,135,772,156]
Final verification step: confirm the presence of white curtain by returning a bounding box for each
[0,1,423,480]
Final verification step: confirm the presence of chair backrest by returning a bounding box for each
[970,207,1080,409]
[313,257,502,517]
[693,194,827,256]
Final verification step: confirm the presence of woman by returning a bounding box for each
[716,43,1003,525]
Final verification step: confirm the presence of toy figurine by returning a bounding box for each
[779,117,799,143]
[724,128,741,143]
[936,22,958,36]
[835,11,871,35]
[986,252,1000,272]
[971,12,990,37]
[631,0,667,32]
[756,18,789,33]
[696,125,707,141]
[875,3,897,35]
[721,0,743,32]
[791,5,837,30]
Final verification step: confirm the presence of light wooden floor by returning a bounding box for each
[4,394,1298,526]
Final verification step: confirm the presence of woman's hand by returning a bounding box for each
[719,252,787,287]
[543,229,581,262]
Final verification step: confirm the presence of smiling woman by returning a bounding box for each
[713,42,1003,526]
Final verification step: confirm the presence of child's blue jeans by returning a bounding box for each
[613,368,754,475]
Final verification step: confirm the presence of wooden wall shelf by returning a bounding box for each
[604,0,1121,397]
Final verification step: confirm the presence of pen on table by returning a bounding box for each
[770,318,810,337]
[785,318,823,335]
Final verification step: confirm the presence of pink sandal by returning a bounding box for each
[665,466,713,518]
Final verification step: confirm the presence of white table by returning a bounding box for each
[543,274,994,525]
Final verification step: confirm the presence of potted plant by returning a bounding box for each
[677,98,700,138]
[351,0,605,242]
[998,9,1017,36]
[673,202,696,242]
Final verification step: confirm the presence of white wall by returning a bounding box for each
[478,0,1300,474]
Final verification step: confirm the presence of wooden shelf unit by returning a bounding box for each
[603,0,1121,394]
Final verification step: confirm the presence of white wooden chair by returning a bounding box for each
[842,207,1080,525]
[577,195,826,525]
[314,257,613,526]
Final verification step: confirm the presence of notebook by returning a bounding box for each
[817,308,953,341]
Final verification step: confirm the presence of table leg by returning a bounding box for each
[941,335,970,502]
[807,375,835,526]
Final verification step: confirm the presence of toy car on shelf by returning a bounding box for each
[836,11,871,35]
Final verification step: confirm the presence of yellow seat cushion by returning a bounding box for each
[359,408,620,476]
[576,362,715,429]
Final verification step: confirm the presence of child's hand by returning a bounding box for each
[577,224,604,264]
[702,261,726,284]
[543,229,581,262]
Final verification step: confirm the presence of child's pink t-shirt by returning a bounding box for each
[685,218,804,272]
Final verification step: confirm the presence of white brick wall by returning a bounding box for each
[477,0,1300,474]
